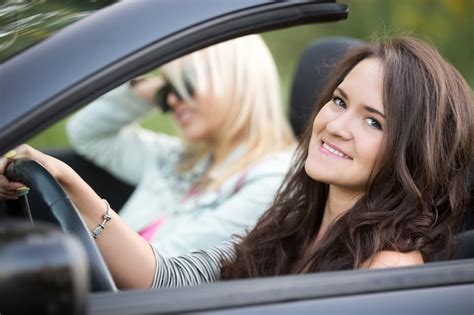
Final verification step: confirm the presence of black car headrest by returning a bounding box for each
[289,36,365,138]
[465,161,474,230]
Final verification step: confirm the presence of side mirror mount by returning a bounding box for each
[0,220,89,315]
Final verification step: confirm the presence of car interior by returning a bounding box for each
[1,33,473,286]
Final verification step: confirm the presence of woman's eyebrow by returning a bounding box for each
[364,106,385,119]
[336,87,385,119]
[335,87,348,100]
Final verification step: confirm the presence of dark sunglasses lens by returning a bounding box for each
[155,80,194,113]
[155,84,171,112]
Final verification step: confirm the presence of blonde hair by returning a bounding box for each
[162,35,295,189]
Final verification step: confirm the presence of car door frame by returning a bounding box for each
[87,258,474,314]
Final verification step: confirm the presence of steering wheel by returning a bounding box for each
[6,158,117,292]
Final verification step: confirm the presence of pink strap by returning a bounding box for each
[233,170,248,193]
[182,180,205,202]
[139,216,165,241]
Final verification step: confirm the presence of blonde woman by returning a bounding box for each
[65,35,295,257]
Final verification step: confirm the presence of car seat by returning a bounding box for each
[289,36,364,138]
[456,163,474,259]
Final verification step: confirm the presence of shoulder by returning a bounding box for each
[247,146,296,177]
[364,250,424,269]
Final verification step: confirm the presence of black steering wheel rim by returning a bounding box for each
[6,158,117,292]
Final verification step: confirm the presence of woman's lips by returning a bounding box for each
[319,141,353,160]
[173,109,193,125]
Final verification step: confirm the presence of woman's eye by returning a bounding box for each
[332,96,346,108]
[364,117,382,130]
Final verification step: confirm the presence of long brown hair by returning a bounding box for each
[221,37,473,279]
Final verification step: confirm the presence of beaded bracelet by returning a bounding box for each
[92,199,112,239]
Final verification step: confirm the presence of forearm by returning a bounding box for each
[67,84,153,143]
[66,83,182,186]
[58,166,156,289]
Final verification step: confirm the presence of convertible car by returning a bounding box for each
[0,1,473,314]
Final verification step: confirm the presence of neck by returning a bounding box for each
[209,141,237,167]
[208,130,247,166]
[318,185,363,240]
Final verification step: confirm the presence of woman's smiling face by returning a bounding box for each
[305,57,386,192]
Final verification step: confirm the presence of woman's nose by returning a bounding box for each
[325,113,352,140]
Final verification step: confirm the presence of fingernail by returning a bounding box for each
[16,186,30,195]
[3,150,17,159]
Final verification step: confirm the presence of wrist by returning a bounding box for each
[91,199,112,239]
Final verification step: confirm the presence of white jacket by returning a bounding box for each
[67,84,294,257]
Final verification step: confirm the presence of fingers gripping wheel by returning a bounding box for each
[6,158,117,292]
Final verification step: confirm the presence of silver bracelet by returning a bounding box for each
[92,199,112,239]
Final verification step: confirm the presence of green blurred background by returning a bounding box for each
[4,0,472,148]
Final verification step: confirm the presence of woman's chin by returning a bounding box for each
[182,129,208,143]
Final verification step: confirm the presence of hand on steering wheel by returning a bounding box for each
[1,144,117,292]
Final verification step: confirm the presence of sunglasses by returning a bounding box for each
[155,77,195,112]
